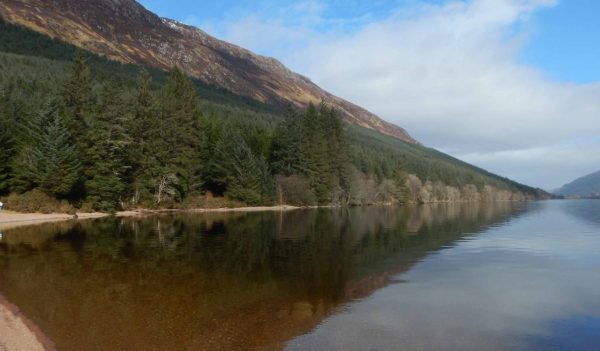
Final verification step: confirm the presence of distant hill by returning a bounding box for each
[555,171,600,198]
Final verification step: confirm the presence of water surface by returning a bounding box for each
[0,200,598,350]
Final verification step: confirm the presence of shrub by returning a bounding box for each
[4,189,75,213]
[275,175,317,206]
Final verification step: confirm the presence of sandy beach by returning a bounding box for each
[0,295,54,351]
[0,206,300,231]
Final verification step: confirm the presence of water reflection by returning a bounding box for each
[0,203,524,351]
[562,199,600,225]
[286,200,600,351]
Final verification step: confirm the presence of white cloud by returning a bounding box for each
[197,0,600,190]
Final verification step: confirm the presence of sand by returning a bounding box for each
[0,205,300,231]
[0,211,108,231]
[0,296,54,351]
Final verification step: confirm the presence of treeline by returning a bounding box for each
[0,56,358,210]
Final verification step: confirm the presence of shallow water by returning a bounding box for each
[0,200,598,350]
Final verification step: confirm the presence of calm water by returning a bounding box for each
[0,200,599,351]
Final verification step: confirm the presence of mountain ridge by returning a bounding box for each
[555,170,600,198]
[0,0,417,143]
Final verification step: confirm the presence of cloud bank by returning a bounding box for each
[199,0,600,190]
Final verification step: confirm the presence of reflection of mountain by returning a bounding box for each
[561,199,600,226]
[0,204,524,351]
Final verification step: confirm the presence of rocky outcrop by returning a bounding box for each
[0,0,418,143]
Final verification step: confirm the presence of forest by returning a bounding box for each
[0,19,546,212]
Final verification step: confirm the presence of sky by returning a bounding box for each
[137,0,600,191]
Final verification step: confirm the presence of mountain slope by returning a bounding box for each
[556,171,600,198]
[0,17,550,210]
[0,0,417,143]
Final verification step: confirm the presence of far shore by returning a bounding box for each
[0,205,301,230]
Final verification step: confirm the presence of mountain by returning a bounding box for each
[555,171,600,198]
[0,0,417,143]
[0,3,549,212]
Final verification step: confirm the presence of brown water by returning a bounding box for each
[0,201,598,351]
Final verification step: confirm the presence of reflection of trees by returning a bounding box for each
[0,203,525,351]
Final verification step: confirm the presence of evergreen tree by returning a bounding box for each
[11,102,80,196]
[156,66,203,199]
[84,83,131,211]
[62,53,93,152]
[321,103,351,201]
[0,109,14,194]
[129,70,160,202]
[270,102,350,204]
[270,108,303,175]
[212,127,274,205]
[300,103,335,204]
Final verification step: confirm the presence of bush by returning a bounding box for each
[275,175,317,206]
[4,189,75,213]
[179,192,248,209]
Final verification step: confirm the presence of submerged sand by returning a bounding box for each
[0,296,54,351]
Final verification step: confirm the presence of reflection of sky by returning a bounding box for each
[528,316,600,351]
[286,200,600,351]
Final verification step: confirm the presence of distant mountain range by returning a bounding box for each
[0,0,416,143]
[555,171,600,198]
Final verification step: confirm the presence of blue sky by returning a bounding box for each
[138,0,600,189]
[520,0,600,83]
[139,0,600,83]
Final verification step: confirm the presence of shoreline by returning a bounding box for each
[0,199,548,231]
[0,205,301,230]
[0,294,55,351]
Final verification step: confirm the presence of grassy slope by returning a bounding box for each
[0,18,542,196]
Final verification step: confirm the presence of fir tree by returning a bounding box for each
[213,127,274,205]
[84,83,131,211]
[129,70,160,202]
[11,102,80,196]
[62,53,93,152]
[0,111,14,194]
[156,66,203,199]
[270,108,303,175]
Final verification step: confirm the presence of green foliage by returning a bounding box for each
[271,103,350,204]
[153,67,203,199]
[11,102,81,196]
[0,95,15,194]
[210,126,274,205]
[84,83,131,211]
[128,70,161,202]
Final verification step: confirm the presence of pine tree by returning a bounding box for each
[155,66,203,199]
[270,102,350,204]
[270,108,303,175]
[129,70,160,203]
[62,53,93,152]
[321,103,350,201]
[0,111,14,194]
[300,103,335,204]
[84,83,131,211]
[11,102,80,196]
[212,127,274,205]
